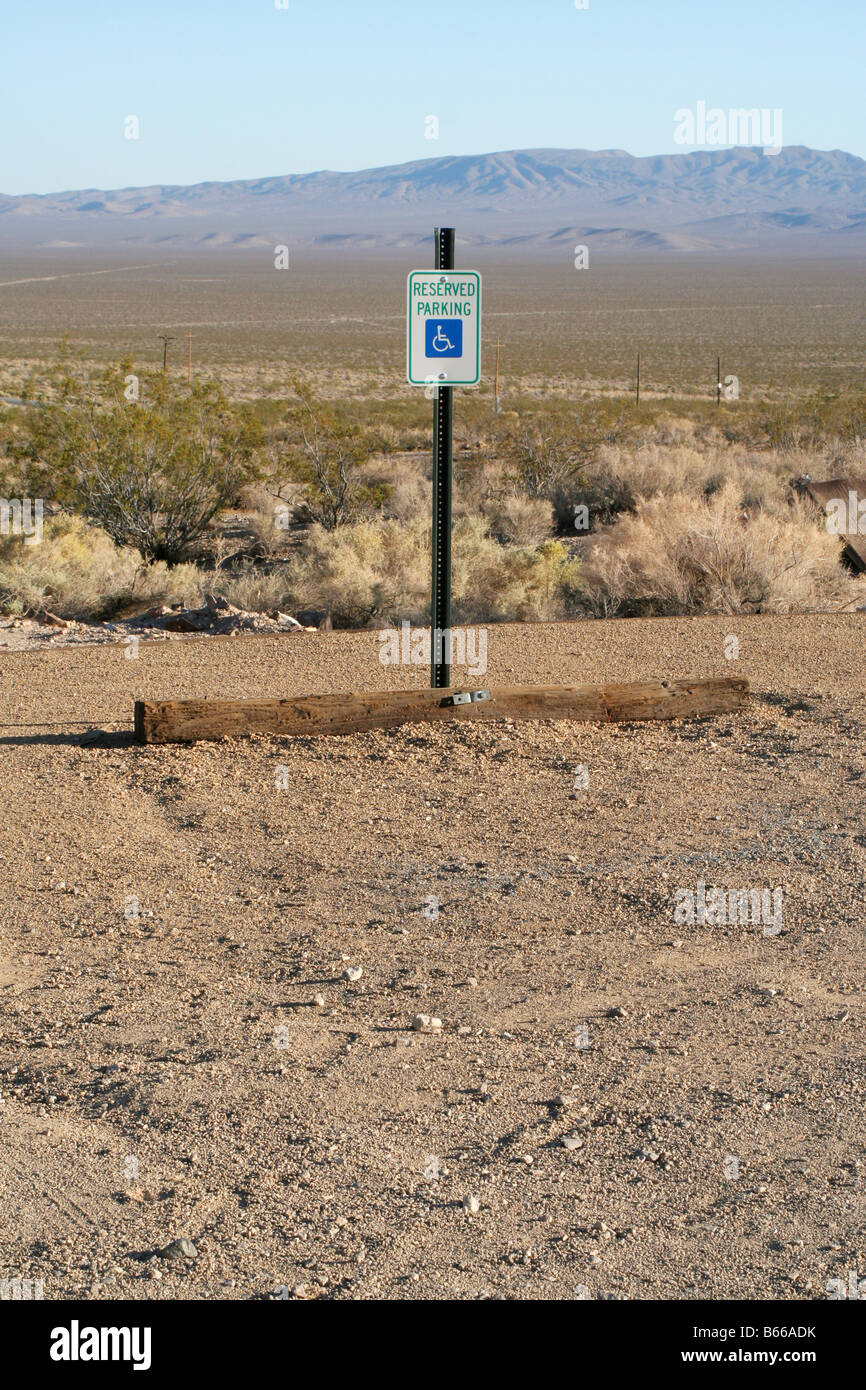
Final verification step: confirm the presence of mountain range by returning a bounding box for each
[2,146,865,255]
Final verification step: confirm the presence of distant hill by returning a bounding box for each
[2,146,865,255]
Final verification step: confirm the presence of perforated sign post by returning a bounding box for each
[406,231,482,687]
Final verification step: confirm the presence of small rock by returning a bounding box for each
[562,1133,584,1151]
[312,994,326,1008]
[342,966,363,983]
[607,1006,627,1019]
[463,1195,481,1215]
[160,1238,197,1261]
[412,1014,442,1032]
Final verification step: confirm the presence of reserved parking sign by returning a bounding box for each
[407,269,481,385]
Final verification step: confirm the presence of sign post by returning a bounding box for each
[406,230,481,687]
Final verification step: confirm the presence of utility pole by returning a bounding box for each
[636,350,641,408]
[716,356,722,406]
[158,335,175,372]
[187,332,192,384]
[494,339,502,414]
[430,226,455,690]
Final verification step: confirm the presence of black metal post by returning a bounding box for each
[431,226,455,688]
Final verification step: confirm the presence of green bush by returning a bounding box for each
[11,367,261,564]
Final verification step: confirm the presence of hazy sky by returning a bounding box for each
[1,0,863,195]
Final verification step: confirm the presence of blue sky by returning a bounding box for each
[1,0,863,194]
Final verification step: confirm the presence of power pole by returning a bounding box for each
[636,350,641,408]
[158,335,175,372]
[494,339,502,414]
[716,356,722,406]
[187,332,192,384]
[431,226,455,690]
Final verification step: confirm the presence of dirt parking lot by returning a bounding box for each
[0,613,863,1300]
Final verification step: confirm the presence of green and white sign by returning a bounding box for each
[406,269,481,386]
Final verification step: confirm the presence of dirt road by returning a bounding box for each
[1,613,863,1300]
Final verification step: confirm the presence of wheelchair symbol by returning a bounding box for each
[425,318,462,358]
[431,325,455,352]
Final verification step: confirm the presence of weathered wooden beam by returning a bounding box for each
[134,677,749,745]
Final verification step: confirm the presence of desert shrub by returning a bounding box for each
[368,422,403,454]
[578,482,865,617]
[278,382,390,528]
[381,464,428,522]
[505,426,587,504]
[250,398,290,428]
[575,439,805,527]
[719,392,866,455]
[233,482,305,555]
[481,493,554,545]
[453,458,505,517]
[0,513,203,619]
[452,517,581,622]
[359,455,429,523]
[279,513,581,627]
[246,508,288,556]
[282,517,431,626]
[218,566,295,615]
[647,414,699,447]
[11,368,261,564]
[571,454,637,529]
[504,403,634,530]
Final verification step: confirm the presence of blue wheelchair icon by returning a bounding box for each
[425,319,463,357]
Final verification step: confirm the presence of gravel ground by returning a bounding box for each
[0,612,863,1301]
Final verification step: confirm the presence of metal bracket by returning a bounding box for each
[439,689,491,708]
